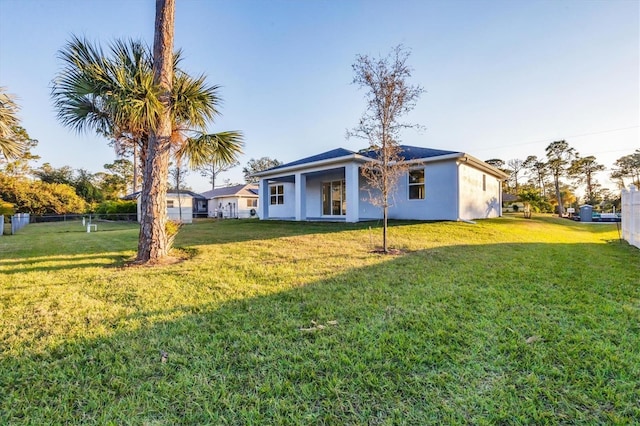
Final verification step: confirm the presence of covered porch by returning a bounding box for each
[258,162,364,222]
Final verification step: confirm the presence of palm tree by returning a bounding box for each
[0,88,26,160]
[52,31,243,262]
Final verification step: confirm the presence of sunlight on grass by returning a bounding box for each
[1,215,638,424]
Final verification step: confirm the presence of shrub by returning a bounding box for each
[94,200,137,215]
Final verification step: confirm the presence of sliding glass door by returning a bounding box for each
[322,180,346,216]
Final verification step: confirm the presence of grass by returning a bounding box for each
[0,215,638,424]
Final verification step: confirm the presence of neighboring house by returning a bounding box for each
[501,193,523,212]
[127,190,207,224]
[201,184,259,219]
[253,145,509,222]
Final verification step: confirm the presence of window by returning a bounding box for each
[270,185,284,205]
[482,174,486,191]
[408,169,425,199]
[167,200,175,208]
[247,199,258,208]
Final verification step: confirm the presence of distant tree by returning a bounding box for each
[485,159,510,193]
[569,155,605,204]
[0,174,86,214]
[348,45,424,253]
[102,159,135,196]
[610,149,640,188]
[198,159,239,190]
[243,157,282,183]
[507,158,524,195]
[545,140,576,216]
[34,163,74,185]
[485,159,504,169]
[0,88,27,160]
[523,155,548,197]
[0,127,40,177]
[74,169,103,204]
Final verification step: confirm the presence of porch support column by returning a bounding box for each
[258,178,269,220]
[295,173,306,221]
[345,163,360,222]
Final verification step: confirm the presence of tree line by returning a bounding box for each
[486,141,639,215]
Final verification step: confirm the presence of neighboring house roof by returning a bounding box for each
[168,190,206,199]
[122,191,141,200]
[502,193,518,202]
[201,184,259,199]
[254,145,508,180]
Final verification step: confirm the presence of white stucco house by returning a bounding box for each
[201,184,259,219]
[253,145,509,222]
[130,190,207,224]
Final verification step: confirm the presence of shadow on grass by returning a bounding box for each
[0,219,446,263]
[2,241,638,424]
[0,253,131,275]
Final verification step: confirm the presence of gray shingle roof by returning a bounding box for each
[267,148,356,171]
[266,145,460,172]
[201,184,259,199]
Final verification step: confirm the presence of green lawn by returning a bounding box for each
[1,216,638,424]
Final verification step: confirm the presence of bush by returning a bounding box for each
[512,204,519,212]
[0,200,15,216]
[94,200,137,215]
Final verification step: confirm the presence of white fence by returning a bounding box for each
[1,213,30,236]
[621,184,639,249]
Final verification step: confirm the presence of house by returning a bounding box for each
[253,145,509,222]
[201,184,259,219]
[128,190,207,223]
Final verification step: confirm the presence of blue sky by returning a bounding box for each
[0,0,638,193]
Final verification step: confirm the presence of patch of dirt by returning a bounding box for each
[369,248,406,255]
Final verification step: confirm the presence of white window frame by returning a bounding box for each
[408,168,425,200]
[270,185,284,205]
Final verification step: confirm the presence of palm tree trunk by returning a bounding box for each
[137,0,175,263]
[133,143,139,193]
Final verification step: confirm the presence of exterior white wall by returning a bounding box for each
[388,162,458,220]
[268,182,296,219]
[136,194,193,223]
[359,174,383,219]
[167,195,193,223]
[458,162,501,220]
[621,184,639,249]
[208,196,259,219]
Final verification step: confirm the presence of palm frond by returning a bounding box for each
[178,131,244,169]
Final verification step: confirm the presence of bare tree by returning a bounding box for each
[507,158,524,195]
[348,45,424,253]
[199,159,239,190]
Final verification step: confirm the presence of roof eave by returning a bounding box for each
[253,153,371,178]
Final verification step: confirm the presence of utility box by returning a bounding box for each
[579,205,593,222]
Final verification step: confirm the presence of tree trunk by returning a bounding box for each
[133,143,139,193]
[383,206,388,253]
[554,177,564,217]
[137,0,175,263]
